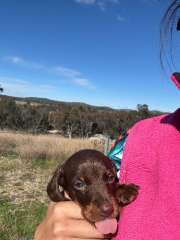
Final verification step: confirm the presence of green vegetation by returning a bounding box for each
[0,198,47,240]
[0,95,163,138]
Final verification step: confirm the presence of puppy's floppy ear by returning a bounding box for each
[47,165,67,202]
[116,183,139,206]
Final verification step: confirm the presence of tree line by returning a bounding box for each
[0,96,163,138]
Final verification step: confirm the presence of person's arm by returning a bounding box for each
[34,201,106,240]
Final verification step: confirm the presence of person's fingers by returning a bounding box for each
[52,218,104,239]
[34,201,106,240]
[48,201,84,220]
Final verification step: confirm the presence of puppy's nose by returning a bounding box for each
[100,203,114,217]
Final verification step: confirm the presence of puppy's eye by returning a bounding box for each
[104,174,115,184]
[73,179,86,190]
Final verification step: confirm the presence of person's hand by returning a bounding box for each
[34,201,106,240]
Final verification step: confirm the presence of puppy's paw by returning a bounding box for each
[116,183,139,206]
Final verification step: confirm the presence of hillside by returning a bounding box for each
[0,95,164,113]
[0,95,164,138]
[1,95,122,111]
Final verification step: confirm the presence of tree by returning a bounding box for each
[137,104,150,119]
[0,98,22,129]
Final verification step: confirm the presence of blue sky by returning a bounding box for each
[0,0,179,112]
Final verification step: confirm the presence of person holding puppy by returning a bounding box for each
[34,1,180,240]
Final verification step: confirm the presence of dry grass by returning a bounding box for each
[0,131,103,204]
[0,131,104,239]
[0,131,102,163]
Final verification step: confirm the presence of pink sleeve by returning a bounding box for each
[115,115,180,240]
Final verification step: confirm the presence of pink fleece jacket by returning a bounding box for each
[116,108,180,240]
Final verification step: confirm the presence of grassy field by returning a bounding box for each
[0,132,101,240]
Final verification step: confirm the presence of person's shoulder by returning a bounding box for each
[130,114,166,133]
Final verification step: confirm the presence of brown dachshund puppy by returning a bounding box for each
[47,149,139,235]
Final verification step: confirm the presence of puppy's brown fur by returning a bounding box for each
[47,149,138,223]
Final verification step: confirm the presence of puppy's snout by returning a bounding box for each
[100,202,114,217]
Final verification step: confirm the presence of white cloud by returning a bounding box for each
[4,56,81,78]
[97,1,106,11]
[3,56,44,70]
[0,77,56,97]
[107,0,119,3]
[2,55,95,90]
[5,56,25,64]
[74,0,96,4]
[52,66,81,78]
[73,78,96,89]
[117,15,125,22]
[74,0,119,11]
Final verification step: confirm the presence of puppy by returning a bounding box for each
[47,149,139,234]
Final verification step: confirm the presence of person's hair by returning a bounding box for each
[160,0,180,73]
